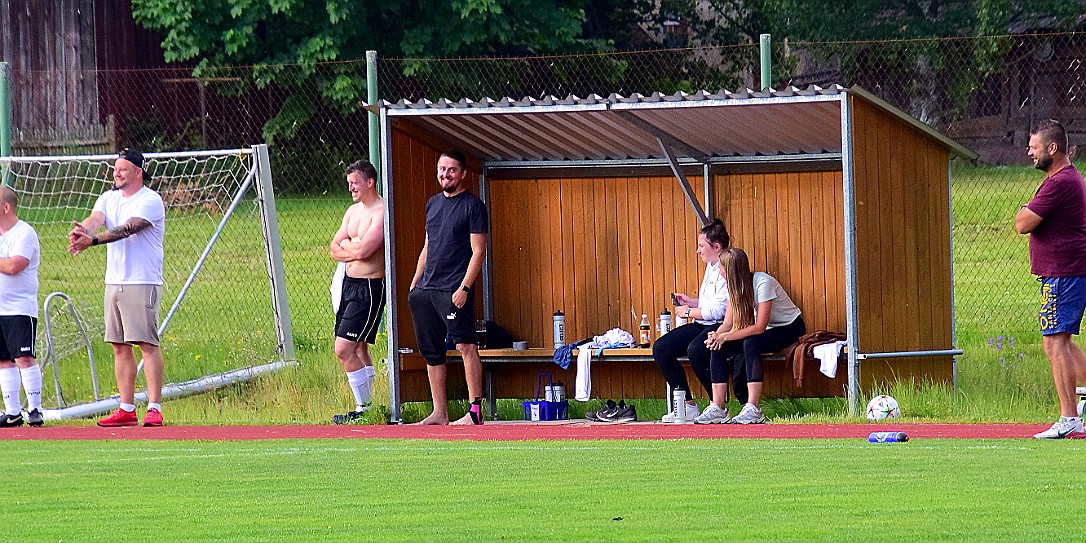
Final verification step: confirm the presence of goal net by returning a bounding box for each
[0,147,293,412]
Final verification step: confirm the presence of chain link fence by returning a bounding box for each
[6,33,1085,370]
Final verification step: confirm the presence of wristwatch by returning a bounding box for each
[91,236,100,246]
[685,308,692,318]
[459,285,470,293]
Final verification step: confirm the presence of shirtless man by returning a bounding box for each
[329,160,385,424]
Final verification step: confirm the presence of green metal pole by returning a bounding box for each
[366,50,380,179]
[0,62,12,187]
[759,34,772,91]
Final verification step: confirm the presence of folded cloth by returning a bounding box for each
[330,262,346,313]
[574,347,593,401]
[588,328,635,353]
[813,340,847,378]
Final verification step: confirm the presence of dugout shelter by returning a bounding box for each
[367,85,977,421]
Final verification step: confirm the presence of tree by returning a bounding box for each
[132,0,621,142]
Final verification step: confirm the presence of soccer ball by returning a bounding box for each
[866,395,901,421]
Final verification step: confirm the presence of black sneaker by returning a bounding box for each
[585,400,617,422]
[598,401,637,423]
[27,409,44,427]
[331,406,369,425]
[0,413,24,428]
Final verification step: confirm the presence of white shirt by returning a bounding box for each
[696,261,729,324]
[93,186,166,285]
[0,220,40,317]
[753,272,802,329]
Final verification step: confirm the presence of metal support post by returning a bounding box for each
[253,144,295,362]
[760,34,772,90]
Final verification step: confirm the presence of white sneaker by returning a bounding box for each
[662,402,701,423]
[732,403,766,424]
[1033,416,1085,439]
[693,403,731,424]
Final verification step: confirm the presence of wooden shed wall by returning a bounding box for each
[713,169,847,335]
[849,96,955,386]
[488,175,705,346]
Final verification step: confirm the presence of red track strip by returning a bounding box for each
[0,422,1058,441]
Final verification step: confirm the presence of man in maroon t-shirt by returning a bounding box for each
[1015,119,1086,439]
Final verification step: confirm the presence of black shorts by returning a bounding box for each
[408,287,476,366]
[0,315,37,360]
[334,277,386,344]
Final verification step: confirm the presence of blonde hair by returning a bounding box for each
[721,247,755,331]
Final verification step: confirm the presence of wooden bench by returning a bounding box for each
[414,346,845,418]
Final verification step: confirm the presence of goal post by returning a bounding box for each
[0,145,294,415]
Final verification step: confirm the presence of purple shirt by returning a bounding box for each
[1026,164,1086,277]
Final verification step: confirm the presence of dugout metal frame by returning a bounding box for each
[370,86,977,422]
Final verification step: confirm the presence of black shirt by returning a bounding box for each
[417,190,488,291]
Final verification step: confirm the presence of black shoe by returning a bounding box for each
[0,413,24,428]
[331,406,369,425]
[599,401,637,423]
[586,399,617,422]
[27,409,44,427]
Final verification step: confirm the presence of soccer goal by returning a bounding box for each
[0,145,295,418]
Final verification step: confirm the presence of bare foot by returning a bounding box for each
[416,412,448,425]
[449,412,476,425]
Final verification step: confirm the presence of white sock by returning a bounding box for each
[120,403,136,413]
[0,367,21,415]
[346,367,373,410]
[20,366,43,411]
[147,402,162,412]
[362,365,377,379]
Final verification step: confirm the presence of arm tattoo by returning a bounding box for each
[104,217,153,241]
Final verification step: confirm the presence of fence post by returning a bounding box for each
[1,62,12,186]
[366,50,380,178]
[759,34,772,90]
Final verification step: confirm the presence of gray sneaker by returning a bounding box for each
[732,403,766,424]
[693,403,731,424]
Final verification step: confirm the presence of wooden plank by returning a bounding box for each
[900,128,922,351]
[875,104,896,354]
[887,110,908,352]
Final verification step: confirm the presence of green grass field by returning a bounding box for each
[5,438,1085,542]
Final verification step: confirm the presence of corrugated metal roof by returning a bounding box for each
[367,85,976,163]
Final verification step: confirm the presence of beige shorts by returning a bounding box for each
[104,285,162,346]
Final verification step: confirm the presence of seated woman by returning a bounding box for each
[652,219,746,423]
[697,247,805,424]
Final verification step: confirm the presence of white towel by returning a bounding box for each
[330,262,346,313]
[574,347,593,401]
[813,340,847,378]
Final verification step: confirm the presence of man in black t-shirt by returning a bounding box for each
[408,149,488,425]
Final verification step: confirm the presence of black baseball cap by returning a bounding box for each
[117,147,152,181]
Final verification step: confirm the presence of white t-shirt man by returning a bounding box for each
[92,186,166,285]
[0,220,40,317]
[753,271,802,329]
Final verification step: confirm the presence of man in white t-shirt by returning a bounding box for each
[0,187,44,427]
[69,148,167,427]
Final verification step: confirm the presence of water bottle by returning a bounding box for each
[868,431,909,443]
[658,309,673,337]
[553,311,566,348]
[639,314,651,347]
[672,387,687,424]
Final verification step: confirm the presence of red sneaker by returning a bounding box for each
[97,408,138,427]
[142,408,163,427]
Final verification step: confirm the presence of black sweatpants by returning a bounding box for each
[652,321,746,404]
[709,316,806,384]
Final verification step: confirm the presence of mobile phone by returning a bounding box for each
[671,293,681,306]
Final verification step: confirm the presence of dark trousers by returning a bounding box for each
[652,322,740,403]
[710,316,806,385]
